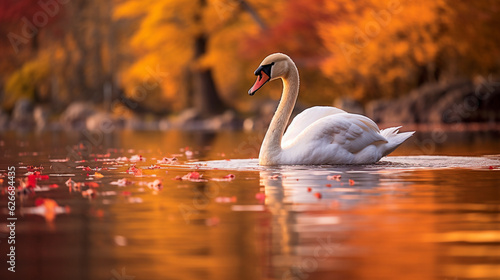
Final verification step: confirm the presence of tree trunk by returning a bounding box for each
[191,17,226,117]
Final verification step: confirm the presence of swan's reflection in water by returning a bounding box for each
[260,167,388,279]
[259,166,443,280]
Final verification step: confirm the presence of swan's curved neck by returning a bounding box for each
[259,61,299,164]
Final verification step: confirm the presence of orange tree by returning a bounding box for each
[319,0,500,101]
[114,0,275,116]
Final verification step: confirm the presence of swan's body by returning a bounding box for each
[249,53,414,166]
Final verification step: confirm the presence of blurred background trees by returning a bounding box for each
[319,0,500,101]
[1,0,499,123]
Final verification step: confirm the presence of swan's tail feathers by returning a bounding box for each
[380,126,415,156]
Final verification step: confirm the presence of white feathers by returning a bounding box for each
[254,53,414,165]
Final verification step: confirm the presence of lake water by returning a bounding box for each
[1,130,499,280]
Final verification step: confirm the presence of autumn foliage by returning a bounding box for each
[319,0,500,100]
[1,0,499,115]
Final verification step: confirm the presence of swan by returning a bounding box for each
[248,53,414,165]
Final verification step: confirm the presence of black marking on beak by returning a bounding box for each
[254,62,274,77]
[248,62,274,96]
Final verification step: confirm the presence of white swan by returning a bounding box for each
[248,53,414,166]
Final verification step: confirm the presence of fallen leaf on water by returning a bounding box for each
[231,205,265,211]
[49,158,69,163]
[85,182,99,188]
[147,164,161,169]
[35,197,45,206]
[314,192,322,199]
[110,178,132,187]
[22,198,70,223]
[101,191,117,196]
[205,217,220,226]
[128,197,143,203]
[114,235,127,246]
[215,196,237,203]
[94,172,104,178]
[327,175,342,181]
[115,156,128,162]
[147,179,163,191]
[211,174,236,182]
[65,178,76,192]
[349,179,355,186]
[129,154,145,162]
[176,171,207,182]
[126,165,142,176]
[25,172,50,189]
[157,157,177,164]
[82,189,96,199]
[91,208,105,218]
[185,171,200,179]
[27,174,37,188]
[27,165,44,172]
[255,193,266,202]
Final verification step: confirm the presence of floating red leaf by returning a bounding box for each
[327,175,342,181]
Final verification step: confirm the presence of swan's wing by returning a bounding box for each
[282,106,346,145]
[286,113,387,154]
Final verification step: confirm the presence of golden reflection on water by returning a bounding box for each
[1,130,499,280]
[259,168,500,280]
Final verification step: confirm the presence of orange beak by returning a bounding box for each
[248,72,270,96]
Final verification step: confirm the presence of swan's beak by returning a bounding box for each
[248,63,274,95]
[248,72,270,96]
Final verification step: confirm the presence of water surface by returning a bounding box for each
[1,130,499,280]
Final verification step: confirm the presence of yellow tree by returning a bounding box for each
[114,0,272,116]
[2,0,121,110]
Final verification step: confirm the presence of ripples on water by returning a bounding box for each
[0,130,499,280]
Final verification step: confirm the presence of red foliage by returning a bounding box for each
[0,0,41,23]
[243,0,331,63]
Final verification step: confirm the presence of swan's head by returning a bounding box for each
[248,53,294,96]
